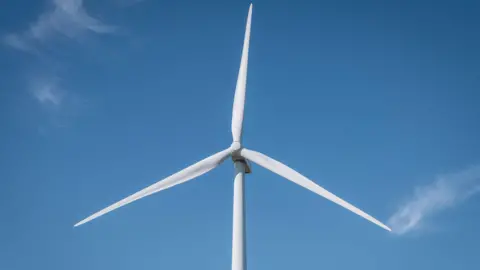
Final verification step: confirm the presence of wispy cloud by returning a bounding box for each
[388,165,480,235]
[3,34,36,53]
[28,73,89,130]
[2,0,118,123]
[4,0,139,130]
[3,0,115,52]
[30,76,64,106]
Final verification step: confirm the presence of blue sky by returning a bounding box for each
[1,0,480,269]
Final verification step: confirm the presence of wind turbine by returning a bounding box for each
[75,4,391,270]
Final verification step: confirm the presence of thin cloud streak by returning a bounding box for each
[3,0,115,113]
[3,0,115,52]
[388,165,480,235]
[30,76,64,106]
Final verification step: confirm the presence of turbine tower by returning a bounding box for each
[75,4,391,270]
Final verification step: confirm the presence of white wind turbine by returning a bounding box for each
[75,4,391,270]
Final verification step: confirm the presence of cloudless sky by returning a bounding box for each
[1,0,480,269]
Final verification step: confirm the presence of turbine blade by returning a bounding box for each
[240,148,391,231]
[74,148,231,227]
[231,4,253,142]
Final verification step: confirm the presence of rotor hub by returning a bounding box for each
[230,141,242,154]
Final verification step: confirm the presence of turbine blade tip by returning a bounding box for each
[380,223,392,232]
[74,218,88,227]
